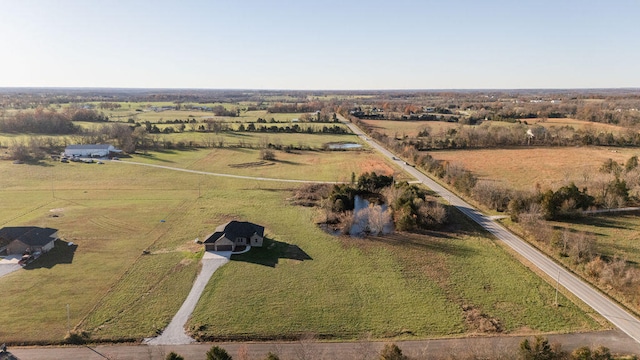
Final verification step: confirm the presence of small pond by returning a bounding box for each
[327,143,363,150]
[350,195,394,236]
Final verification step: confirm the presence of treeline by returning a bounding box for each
[0,107,108,134]
[0,108,78,134]
[361,119,640,150]
[266,101,324,113]
[237,123,348,134]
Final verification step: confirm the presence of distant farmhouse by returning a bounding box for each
[203,221,264,252]
[0,226,58,255]
[63,144,122,158]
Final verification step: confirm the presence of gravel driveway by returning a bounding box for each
[145,251,230,345]
[0,255,22,278]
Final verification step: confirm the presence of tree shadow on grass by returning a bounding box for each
[230,237,312,267]
[23,240,77,270]
[366,233,477,258]
[15,160,53,167]
[560,214,633,230]
[273,159,302,166]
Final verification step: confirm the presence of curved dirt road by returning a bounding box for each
[111,160,344,184]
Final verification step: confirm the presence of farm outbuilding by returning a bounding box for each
[203,221,264,252]
[63,144,121,158]
[0,226,58,255]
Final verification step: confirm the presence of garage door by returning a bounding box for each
[215,245,233,251]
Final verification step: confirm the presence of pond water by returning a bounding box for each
[350,195,394,236]
[327,143,363,150]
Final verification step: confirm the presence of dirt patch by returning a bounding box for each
[463,305,503,334]
[228,161,274,168]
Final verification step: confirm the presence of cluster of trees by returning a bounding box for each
[97,102,122,110]
[0,107,111,134]
[0,108,78,134]
[212,105,239,117]
[309,172,447,235]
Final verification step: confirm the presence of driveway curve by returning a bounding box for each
[145,251,230,345]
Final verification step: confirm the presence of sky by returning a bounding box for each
[0,0,639,90]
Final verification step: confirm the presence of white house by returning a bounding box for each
[63,144,121,158]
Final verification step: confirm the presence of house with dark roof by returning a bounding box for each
[63,144,122,158]
[0,227,58,255]
[203,221,264,252]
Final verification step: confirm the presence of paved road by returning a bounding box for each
[338,114,640,345]
[145,252,230,345]
[111,160,344,184]
[8,330,640,359]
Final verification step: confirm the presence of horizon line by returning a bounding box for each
[1,86,639,92]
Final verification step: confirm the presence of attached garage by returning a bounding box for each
[202,220,264,253]
[0,226,58,255]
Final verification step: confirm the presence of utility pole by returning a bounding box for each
[66,304,70,332]
[554,270,560,307]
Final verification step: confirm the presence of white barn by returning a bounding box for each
[63,144,121,158]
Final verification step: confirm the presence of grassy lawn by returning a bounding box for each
[188,207,600,340]
[0,148,601,344]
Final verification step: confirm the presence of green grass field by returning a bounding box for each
[188,208,599,340]
[555,213,640,265]
[0,148,601,343]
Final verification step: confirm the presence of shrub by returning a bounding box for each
[518,336,566,360]
[264,352,280,360]
[259,148,276,160]
[379,343,408,360]
[166,352,185,360]
[64,330,90,344]
[206,346,232,360]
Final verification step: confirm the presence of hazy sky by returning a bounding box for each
[0,0,638,90]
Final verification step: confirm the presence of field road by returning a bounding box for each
[109,159,344,184]
[338,114,640,345]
